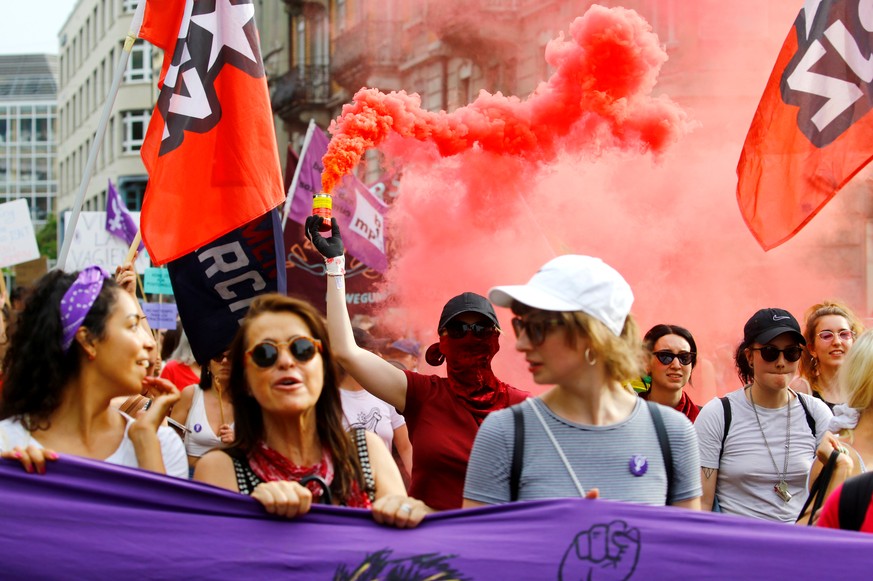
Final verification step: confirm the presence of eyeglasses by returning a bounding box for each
[653,351,696,366]
[750,345,803,363]
[211,351,230,363]
[443,321,498,339]
[817,330,855,343]
[511,316,564,346]
[245,336,322,368]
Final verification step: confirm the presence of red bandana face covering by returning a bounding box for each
[436,333,511,424]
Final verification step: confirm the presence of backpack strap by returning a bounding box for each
[646,401,674,505]
[510,404,525,502]
[793,391,817,438]
[718,396,732,462]
[839,472,873,531]
[353,428,376,503]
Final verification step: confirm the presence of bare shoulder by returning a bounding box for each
[192,449,239,492]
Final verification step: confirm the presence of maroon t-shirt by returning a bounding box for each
[402,370,528,510]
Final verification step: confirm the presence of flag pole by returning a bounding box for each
[57,2,147,271]
[281,119,316,230]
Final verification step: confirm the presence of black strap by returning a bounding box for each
[796,449,839,525]
[353,428,376,503]
[646,401,674,505]
[718,397,732,462]
[839,472,873,531]
[223,448,263,496]
[510,404,525,501]
[794,391,817,438]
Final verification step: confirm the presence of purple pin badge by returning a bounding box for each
[194,424,202,433]
[629,455,648,477]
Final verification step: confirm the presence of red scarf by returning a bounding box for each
[641,390,699,423]
[437,333,512,425]
[248,441,370,508]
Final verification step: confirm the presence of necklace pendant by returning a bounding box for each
[774,481,792,503]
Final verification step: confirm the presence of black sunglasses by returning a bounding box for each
[653,351,696,366]
[246,337,322,368]
[510,316,564,346]
[211,351,230,363]
[443,321,498,339]
[750,345,803,363]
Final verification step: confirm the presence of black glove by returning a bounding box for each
[305,216,345,259]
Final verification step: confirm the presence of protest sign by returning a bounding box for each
[143,267,174,295]
[13,256,49,287]
[0,199,40,268]
[140,302,178,330]
[63,212,150,273]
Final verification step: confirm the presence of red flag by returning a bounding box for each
[737,0,873,250]
[138,0,284,264]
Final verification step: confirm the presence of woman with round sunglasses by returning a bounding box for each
[640,325,700,422]
[169,345,235,475]
[463,255,701,508]
[695,308,833,522]
[193,294,430,526]
[305,217,527,510]
[794,301,864,410]
[0,267,187,479]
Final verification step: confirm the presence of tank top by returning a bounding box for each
[184,387,232,458]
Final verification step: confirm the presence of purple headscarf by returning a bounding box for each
[60,266,110,352]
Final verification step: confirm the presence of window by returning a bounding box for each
[119,176,148,210]
[336,0,346,32]
[296,20,306,70]
[125,40,152,82]
[123,0,139,13]
[122,110,149,153]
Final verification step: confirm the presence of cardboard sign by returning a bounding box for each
[0,199,41,268]
[13,256,49,286]
[143,267,174,295]
[63,212,150,273]
[140,302,178,330]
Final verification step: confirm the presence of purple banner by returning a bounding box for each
[0,456,870,578]
[287,127,389,273]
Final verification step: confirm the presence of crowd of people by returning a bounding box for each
[0,217,871,534]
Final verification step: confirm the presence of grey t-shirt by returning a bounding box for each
[464,397,701,506]
[695,387,833,523]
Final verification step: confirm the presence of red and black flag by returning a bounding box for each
[737,0,873,250]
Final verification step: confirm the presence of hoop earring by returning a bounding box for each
[584,348,597,366]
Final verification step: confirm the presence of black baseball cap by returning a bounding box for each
[437,292,500,331]
[743,308,806,345]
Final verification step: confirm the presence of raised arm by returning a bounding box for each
[306,217,409,412]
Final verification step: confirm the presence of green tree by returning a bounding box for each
[36,213,58,260]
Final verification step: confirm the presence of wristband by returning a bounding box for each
[325,255,345,276]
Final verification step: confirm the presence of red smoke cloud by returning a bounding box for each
[322,5,692,193]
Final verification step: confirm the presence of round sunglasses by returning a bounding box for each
[510,316,564,346]
[653,351,696,366]
[246,336,323,368]
[749,345,803,363]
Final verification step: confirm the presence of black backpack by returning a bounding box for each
[838,472,873,531]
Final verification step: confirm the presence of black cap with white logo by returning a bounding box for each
[743,308,806,345]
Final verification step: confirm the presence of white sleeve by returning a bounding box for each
[695,398,726,469]
[157,426,189,479]
[389,407,406,430]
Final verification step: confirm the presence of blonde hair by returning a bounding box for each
[562,311,644,385]
[799,300,864,395]
[839,330,873,410]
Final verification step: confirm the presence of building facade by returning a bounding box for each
[0,54,59,230]
[57,0,153,223]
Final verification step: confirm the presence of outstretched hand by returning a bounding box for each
[304,216,344,259]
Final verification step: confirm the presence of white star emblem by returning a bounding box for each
[191,0,257,71]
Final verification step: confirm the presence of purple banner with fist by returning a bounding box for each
[0,455,869,578]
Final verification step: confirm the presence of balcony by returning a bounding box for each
[270,64,331,122]
[428,0,522,54]
[281,0,327,17]
[331,20,404,92]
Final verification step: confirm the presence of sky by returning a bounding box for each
[0,0,79,55]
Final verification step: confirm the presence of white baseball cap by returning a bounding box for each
[488,255,634,336]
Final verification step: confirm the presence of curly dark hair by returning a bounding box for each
[734,339,755,386]
[226,293,365,505]
[0,270,120,430]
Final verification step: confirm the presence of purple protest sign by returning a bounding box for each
[287,126,388,273]
[0,456,870,578]
[140,302,178,330]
